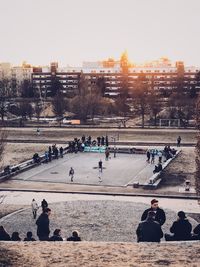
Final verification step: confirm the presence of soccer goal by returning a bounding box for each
[159,119,181,128]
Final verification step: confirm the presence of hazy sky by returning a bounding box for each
[0,0,200,66]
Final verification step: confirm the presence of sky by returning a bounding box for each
[0,0,200,67]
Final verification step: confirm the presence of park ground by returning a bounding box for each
[0,127,198,267]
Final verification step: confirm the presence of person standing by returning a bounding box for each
[150,151,155,164]
[59,147,64,158]
[41,199,48,212]
[31,199,39,219]
[177,136,181,147]
[36,208,51,241]
[141,199,166,226]
[146,150,150,163]
[136,211,163,242]
[69,167,74,182]
[157,151,162,163]
[98,159,103,172]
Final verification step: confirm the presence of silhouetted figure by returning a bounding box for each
[69,167,74,182]
[141,199,166,226]
[136,211,163,242]
[33,153,40,164]
[146,150,150,163]
[165,211,192,241]
[0,226,11,241]
[41,199,48,212]
[97,136,101,146]
[11,232,21,241]
[101,136,105,146]
[24,231,36,241]
[67,230,81,242]
[177,136,181,147]
[105,135,109,147]
[49,229,63,241]
[36,208,51,241]
[153,163,162,174]
[59,147,64,158]
[98,159,103,172]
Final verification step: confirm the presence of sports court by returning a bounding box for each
[12,152,156,186]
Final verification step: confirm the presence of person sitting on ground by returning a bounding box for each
[67,230,81,242]
[153,162,162,174]
[11,232,21,241]
[24,231,36,241]
[136,211,163,242]
[49,229,63,241]
[0,225,11,241]
[165,211,192,241]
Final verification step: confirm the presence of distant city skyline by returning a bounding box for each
[0,0,200,67]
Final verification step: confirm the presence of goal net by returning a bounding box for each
[159,119,180,127]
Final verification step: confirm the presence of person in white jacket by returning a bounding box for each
[31,199,39,219]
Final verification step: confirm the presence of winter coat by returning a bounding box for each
[170,219,192,240]
[141,207,166,226]
[36,213,50,237]
[49,235,63,241]
[136,219,163,242]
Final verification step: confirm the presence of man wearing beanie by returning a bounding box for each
[141,199,166,226]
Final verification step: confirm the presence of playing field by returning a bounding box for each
[12,152,156,186]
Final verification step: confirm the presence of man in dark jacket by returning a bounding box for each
[136,211,163,242]
[36,208,51,241]
[41,199,48,212]
[165,211,192,241]
[141,199,166,226]
[49,229,63,241]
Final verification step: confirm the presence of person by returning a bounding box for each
[98,159,103,172]
[11,232,21,241]
[44,151,49,163]
[177,136,181,147]
[33,153,40,164]
[193,223,200,240]
[36,128,40,135]
[141,199,166,226]
[41,199,48,212]
[59,147,64,158]
[146,150,150,163]
[165,211,192,241]
[49,229,63,241]
[31,199,39,219]
[113,147,117,158]
[24,231,36,241]
[153,163,162,174]
[67,230,81,242]
[97,136,101,147]
[69,167,74,182]
[101,136,105,146]
[0,226,11,241]
[157,151,162,163]
[136,211,163,242]
[36,208,51,241]
[105,148,110,161]
[150,151,155,164]
[105,135,109,147]
[54,147,59,159]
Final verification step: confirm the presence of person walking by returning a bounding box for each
[36,208,51,241]
[41,199,48,212]
[141,199,166,226]
[98,159,103,172]
[136,211,163,242]
[31,199,39,219]
[69,167,74,182]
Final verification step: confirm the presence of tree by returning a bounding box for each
[96,76,106,96]
[50,76,63,97]
[34,100,43,122]
[18,101,33,120]
[21,80,35,98]
[52,91,67,126]
[0,128,7,169]
[195,98,200,196]
[120,51,130,98]
[148,90,162,126]
[132,75,150,128]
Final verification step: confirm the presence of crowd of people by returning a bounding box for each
[1,198,200,243]
[146,145,177,174]
[68,135,109,153]
[32,144,64,164]
[0,198,81,242]
[136,199,200,242]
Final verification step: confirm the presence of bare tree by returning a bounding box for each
[195,98,200,196]
[52,92,67,126]
[0,128,7,169]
